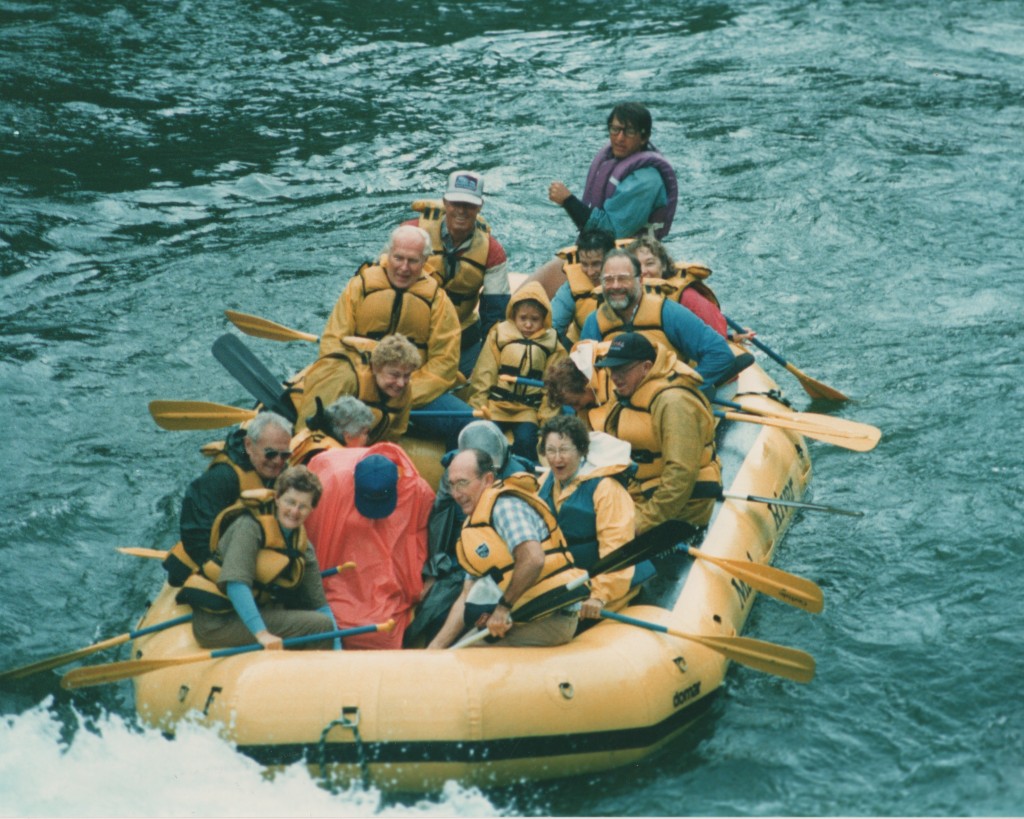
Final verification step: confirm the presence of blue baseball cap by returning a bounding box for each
[354,454,398,519]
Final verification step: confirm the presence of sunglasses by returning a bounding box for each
[263,448,292,461]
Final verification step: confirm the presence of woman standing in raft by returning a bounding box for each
[537,415,651,621]
[177,466,337,651]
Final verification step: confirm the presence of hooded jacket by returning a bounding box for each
[468,281,566,424]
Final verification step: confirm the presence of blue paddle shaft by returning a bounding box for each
[208,624,380,659]
[129,614,193,639]
[724,315,788,367]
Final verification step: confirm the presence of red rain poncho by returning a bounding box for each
[304,442,433,649]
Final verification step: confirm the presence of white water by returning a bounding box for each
[0,702,500,818]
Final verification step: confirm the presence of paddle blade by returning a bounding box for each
[688,549,824,614]
[149,400,257,431]
[225,310,318,344]
[719,410,878,452]
[0,635,130,682]
[677,630,817,684]
[116,546,169,559]
[211,334,297,422]
[600,610,815,684]
[61,654,210,689]
[725,400,882,451]
[786,362,850,402]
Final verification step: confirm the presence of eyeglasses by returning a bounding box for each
[608,125,640,138]
[263,448,292,461]
[601,274,636,286]
[450,476,479,492]
[543,446,577,458]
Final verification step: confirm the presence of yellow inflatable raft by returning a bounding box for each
[124,355,813,791]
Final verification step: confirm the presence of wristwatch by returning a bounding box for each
[497,595,512,609]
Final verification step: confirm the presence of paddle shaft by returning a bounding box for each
[720,489,863,517]
[0,614,194,682]
[61,622,392,690]
[724,315,850,402]
[685,548,823,613]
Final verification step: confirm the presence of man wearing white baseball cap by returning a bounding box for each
[406,170,510,375]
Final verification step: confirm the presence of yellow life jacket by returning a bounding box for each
[594,292,677,363]
[297,339,411,443]
[487,322,560,413]
[176,489,307,614]
[289,428,343,466]
[590,366,717,499]
[662,262,720,308]
[351,258,441,356]
[564,264,599,344]
[413,199,490,330]
[161,442,269,586]
[455,474,586,611]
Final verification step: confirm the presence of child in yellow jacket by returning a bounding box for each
[467,281,566,462]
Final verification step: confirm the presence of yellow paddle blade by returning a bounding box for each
[149,400,257,431]
[733,401,881,443]
[224,310,318,343]
[719,410,879,452]
[688,549,824,614]
[61,653,216,689]
[116,547,168,560]
[0,634,131,682]
[672,629,817,684]
[601,610,816,684]
[786,362,850,402]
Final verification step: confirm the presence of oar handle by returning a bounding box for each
[129,614,193,639]
[724,315,788,367]
[320,562,357,578]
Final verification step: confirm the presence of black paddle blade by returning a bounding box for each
[211,334,297,423]
[588,519,693,579]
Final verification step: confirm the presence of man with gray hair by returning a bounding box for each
[163,411,294,586]
[318,224,471,449]
[319,225,461,409]
[404,420,536,646]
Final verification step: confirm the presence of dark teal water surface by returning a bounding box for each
[2,1,1022,815]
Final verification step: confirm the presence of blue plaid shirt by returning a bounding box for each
[492,495,549,552]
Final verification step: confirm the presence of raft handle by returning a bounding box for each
[318,706,370,791]
[201,686,221,714]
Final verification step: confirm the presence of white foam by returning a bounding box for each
[0,702,500,817]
